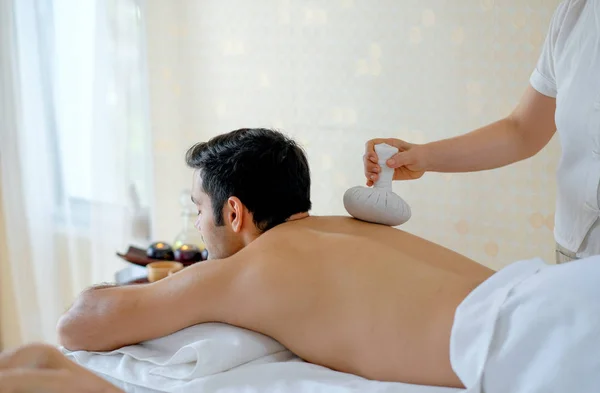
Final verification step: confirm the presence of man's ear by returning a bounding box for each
[224,197,245,233]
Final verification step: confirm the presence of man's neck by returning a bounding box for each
[287,212,309,221]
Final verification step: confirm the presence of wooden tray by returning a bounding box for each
[126,276,150,285]
[115,265,149,285]
[116,246,200,268]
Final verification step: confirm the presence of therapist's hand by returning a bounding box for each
[0,343,123,393]
[364,138,426,186]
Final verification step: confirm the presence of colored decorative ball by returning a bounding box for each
[174,244,203,263]
[146,242,174,260]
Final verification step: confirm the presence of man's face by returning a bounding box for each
[191,170,243,260]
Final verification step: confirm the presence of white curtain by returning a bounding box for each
[0,0,152,347]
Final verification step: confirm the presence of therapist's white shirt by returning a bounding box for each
[529,0,600,257]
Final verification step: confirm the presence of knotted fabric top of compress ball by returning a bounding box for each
[344,143,411,226]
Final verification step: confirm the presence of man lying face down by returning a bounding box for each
[56,128,600,392]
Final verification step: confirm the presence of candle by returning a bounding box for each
[174,244,203,263]
[146,242,174,260]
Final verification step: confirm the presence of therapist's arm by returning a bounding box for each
[366,86,557,184]
[419,85,557,173]
[57,257,243,351]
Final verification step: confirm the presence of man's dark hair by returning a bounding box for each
[185,128,312,232]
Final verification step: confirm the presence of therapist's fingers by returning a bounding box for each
[363,154,380,187]
[365,138,412,156]
[364,138,383,161]
[364,138,401,162]
[386,151,412,169]
[363,152,380,171]
[364,138,416,186]
[364,138,393,186]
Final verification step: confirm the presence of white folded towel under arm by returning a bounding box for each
[64,322,463,393]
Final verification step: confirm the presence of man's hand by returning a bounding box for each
[0,343,123,393]
[363,138,426,186]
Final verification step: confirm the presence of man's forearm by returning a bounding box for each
[420,117,533,173]
[58,258,244,352]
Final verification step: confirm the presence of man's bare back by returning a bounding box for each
[59,215,493,388]
[220,216,493,387]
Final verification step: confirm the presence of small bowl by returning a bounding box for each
[147,261,183,282]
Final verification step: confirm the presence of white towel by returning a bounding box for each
[451,256,600,393]
[64,322,463,393]
[64,323,295,389]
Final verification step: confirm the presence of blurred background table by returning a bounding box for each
[115,264,149,285]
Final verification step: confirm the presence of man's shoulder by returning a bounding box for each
[251,216,353,243]
[263,215,399,242]
[270,215,363,233]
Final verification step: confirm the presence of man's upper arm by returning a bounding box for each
[59,257,242,351]
[138,258,242,337]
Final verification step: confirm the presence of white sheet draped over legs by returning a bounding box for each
[451,257,600,393]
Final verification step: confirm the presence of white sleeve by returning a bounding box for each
[529,1,569,98]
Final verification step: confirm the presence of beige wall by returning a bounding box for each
[145,0,562,270]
